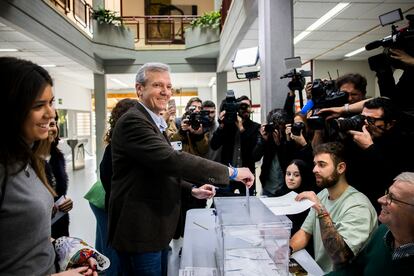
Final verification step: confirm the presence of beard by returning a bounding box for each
[316,170,340,189]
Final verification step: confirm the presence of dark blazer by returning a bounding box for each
[108,103,229,253]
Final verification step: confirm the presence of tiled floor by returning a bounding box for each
[66,154,262,276]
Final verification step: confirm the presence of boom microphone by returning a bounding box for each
[365,40,383,51]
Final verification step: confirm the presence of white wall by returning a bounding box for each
[53,78,92,111]
[313,60,378,98]
[198,87,213,101]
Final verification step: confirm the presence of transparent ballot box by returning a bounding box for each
[214,197,292,276]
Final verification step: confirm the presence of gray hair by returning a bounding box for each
[394,172,414,186]
[135,62,171,84]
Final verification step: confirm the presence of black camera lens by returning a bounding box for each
[291,122,305,136]
[332,115,365,132]
[238,103,249,111]
[264,123,275,134]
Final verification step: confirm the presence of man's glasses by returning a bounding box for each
[364,116,384,125]
[384,190,414,207]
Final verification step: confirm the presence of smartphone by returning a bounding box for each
[168,99,176,109]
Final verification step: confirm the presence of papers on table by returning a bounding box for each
[225,248,280,276]
[291,249,324,276]
[51,195,66,225]
[179,267,218,276]
[260,191,315,216]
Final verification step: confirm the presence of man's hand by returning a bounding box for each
[230,167,254,188]
[236,115,245,132]
[348,125,373,149]
[318,106,344,120]
[191,184,216,199]
[189,125,204,135]
[296,191,322,212]
[52,266,98,276]
[58,197,73,213]
[259,124,269,141]
[218,111,226,128]
[390,48,414,66]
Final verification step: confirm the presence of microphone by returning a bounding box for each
[365,40,383,51]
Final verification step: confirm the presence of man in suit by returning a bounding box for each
[108,62,254,276]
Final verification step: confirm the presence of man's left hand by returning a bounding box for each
[191,184,216,199]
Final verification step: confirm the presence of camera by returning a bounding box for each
[291,122,305,136]
[366,10,414,71]
[264,122,275,134]
[221,90,239,125]
[280,69,312,92]
[331,114,365,133]
[306,79,348,130]
[184,107,211,131]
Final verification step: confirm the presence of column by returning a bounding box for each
[216,71,228,105]
[94,73,106,172]
[258,0,293,122]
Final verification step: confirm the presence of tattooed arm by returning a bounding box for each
[296,192,354,267]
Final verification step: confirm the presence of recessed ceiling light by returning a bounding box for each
[294,3,350,45]
[0,48,19,52]
[40,64,57,68]
[344,47,365,58]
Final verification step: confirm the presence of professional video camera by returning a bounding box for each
[306,79,348,130]
[183,106,211,131]
[221,90,251,125]
[280,69,313,92]
[366,9,414,71]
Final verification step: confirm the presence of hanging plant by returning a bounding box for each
[92,7,123,27]
[189,11,221,29]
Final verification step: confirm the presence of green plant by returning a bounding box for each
[92,7,123,27]
[190,11,221,29]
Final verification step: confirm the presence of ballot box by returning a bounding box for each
[214,196,292,276]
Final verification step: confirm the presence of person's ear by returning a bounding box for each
[136,83,143,98]
[337,161,346,175]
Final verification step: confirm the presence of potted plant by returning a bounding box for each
[185,11,221,49]
[91,7,134,49]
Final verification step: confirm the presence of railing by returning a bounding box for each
[122,15,198,45]
[49,0,93,34]
[48,0,199,45]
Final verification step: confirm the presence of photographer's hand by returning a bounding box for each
[236,115,245,133]
[218,111,226,128]
[291,131,307,147]
[390,49,414,66]
[260,124,269,141]
[190,125,204,135]
[285,124,292,141]
[317,107,343,120]
[181,119,191,132]
[348,125,373,149]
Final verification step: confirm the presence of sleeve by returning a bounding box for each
[99,145,112,195]
[115,113,230,186]
[300,207,316,235]
[334,199,378,255]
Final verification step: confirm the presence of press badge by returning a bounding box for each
[171,141,182,151]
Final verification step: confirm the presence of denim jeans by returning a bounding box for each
[89,203,122,275]
[118,248,169,276]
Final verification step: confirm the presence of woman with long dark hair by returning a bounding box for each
[0,57,96,275]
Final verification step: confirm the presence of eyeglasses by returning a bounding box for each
[384,190,414,207]
[365,116,384,125]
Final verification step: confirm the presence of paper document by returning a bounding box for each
[51,195,66,225]
[260,191,314,215]
[179,267,218,276]
[291,249,324,276]
[245,185,250,214]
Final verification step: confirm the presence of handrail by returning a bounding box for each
[121,15,199,45]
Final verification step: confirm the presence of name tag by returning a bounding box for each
[171,141,182,151]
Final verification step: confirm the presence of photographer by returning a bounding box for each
[341,97,414,212]
[171,97,209,156]
[336,73,367,104]
[211,95,260,195]
[202,100,221,162]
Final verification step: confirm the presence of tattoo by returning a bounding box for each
[319,214,354,266]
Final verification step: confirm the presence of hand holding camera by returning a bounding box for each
[286,122,307,146]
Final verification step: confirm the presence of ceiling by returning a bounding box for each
[0,0,413,90]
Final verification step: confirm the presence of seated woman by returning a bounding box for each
[285,159,316,235]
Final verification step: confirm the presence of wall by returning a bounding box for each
[53,78,93,111]
[313,60,378,98]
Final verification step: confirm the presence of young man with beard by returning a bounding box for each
[289,142,377,273]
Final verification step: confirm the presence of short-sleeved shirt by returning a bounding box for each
[301,186,377,273]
